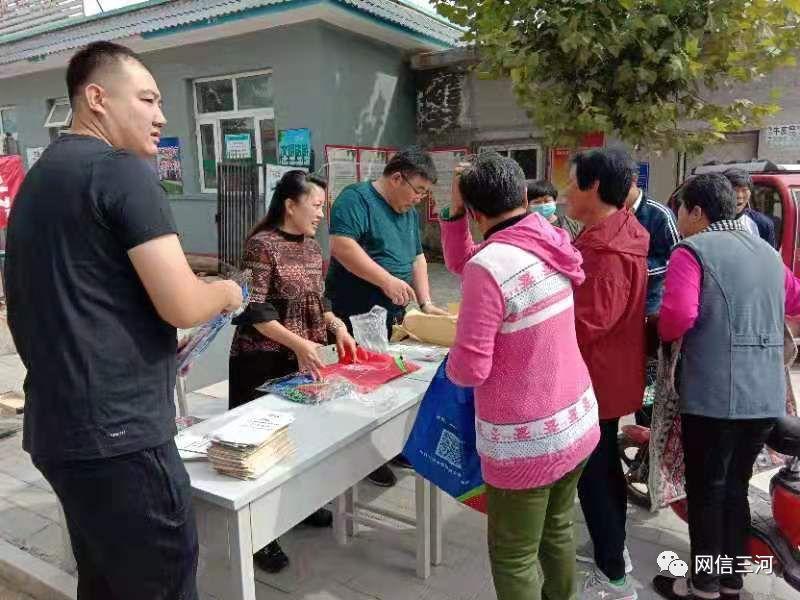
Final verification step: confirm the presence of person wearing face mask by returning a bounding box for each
[228,170,357,574]
[5,41,244,599]
[526,179,582,240]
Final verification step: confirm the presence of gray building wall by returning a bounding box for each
[0,20,417,256]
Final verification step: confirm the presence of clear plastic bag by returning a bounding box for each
[349,305,390,353]
[353,385,399,414]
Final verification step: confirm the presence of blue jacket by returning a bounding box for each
[744,207,777,248]
[633,193,680,315]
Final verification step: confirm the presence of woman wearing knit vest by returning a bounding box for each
[653,173,800,600]
[439,152,600,600]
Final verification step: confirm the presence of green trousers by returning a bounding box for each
[486,462,585,600]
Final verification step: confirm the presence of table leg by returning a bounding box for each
[333,492,348,546]
[195,501,256,600]
[176,375,189,417]
[415,474,431,579]
[430,485,443,566]
[345,485,358,538]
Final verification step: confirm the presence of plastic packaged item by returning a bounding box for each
[177,269,251,375]
[257,373,360,405]
[349,305,389,353]
[320,347,419,390]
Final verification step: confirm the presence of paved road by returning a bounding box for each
[0,578,33,600]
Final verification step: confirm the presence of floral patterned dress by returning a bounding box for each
[228,228,330,408]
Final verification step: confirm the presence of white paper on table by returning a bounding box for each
[175,431,213,455]
[390,343,448,362]
[211,410,295,447]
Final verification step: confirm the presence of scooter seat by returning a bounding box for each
[766,416,800,457]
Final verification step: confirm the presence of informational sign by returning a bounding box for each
[156,137,183,195]
[0,155,24,229]
[25,147,45,168]
[278,128,311,168]
[359,149,395,182]
[638,161,650,193]
[765,124,800,149]
[325,146,359,204]
[224,133,252,160]
[265,164,307,211]
[323,145,398,205]
[427,147,469,221]
[548,132,606,196]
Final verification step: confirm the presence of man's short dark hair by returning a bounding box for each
[526,179,558,200]
[681,173,736,223]
[383,146,438,184]
[571,148,634,208]
[67,41,144,105]
[722,168,753,191]
[458,152,526,218]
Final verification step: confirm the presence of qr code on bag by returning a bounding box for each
[435,429,464,469]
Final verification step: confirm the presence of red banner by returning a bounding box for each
[0,155,24,229]
[548,132,606,195]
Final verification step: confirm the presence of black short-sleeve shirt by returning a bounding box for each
[6,134,179,460]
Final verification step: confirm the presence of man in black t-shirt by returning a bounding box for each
[5,42,242,600]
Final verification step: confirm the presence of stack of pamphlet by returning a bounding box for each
[207,409,295,480]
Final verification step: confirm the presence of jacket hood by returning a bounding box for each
[484,213,585,285]
[575,209,649,258]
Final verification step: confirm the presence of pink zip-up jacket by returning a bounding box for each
[441,212,600,490]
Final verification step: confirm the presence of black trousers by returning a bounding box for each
[34,442,198,600]
[578,418,628,580]
[228,351,298,410]
[681,414,776,593]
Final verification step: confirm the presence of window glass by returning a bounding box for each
[200,124,217,189]
[196,79,234,113]
[751,183,782,249]
[236,74,273,110]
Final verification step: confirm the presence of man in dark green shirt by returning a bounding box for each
[326,146,447,486]
[327,147,447,330]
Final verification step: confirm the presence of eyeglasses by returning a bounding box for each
[401,173,430,198]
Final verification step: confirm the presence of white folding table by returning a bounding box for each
[185,352,444,600]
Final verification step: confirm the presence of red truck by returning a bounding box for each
[670,160,800,274]
[669,160,800,336]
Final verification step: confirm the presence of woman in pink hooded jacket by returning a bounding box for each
[440,153,600,600]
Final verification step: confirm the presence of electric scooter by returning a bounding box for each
[619,416,800,591]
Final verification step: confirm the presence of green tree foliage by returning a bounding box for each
[434,0,800,153]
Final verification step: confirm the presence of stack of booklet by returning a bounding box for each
[207,410,295,480]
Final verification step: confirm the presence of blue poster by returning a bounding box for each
[638,161,650,193]
[278,128,311,168]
